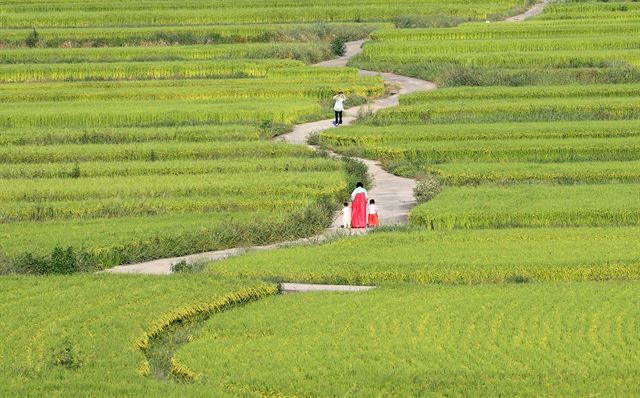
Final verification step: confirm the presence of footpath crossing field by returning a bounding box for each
[2,0,640,397]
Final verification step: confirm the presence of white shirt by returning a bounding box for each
[342,206,351,225]
[351,187,368,201]
[369,204,377,214]
[334,96,345,112]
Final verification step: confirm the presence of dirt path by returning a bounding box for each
[107,0,548,276]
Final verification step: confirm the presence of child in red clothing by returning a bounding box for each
[368,199,379,227]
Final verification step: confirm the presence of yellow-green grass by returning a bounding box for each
[0,22,392,47]
[0,98,321,128]
[0,172,345,222]
[0,274,277,397]
[350,1,640,86]
[0,43,331,64]
[0,59,303,82]
[371,95,640,124]
[370,21,640,41]
[0,76,384,103]
[0,157,341,179]
[320,135,640,164]
[206,227,640,284]
[410,183,640,230]
[430,160,640,185]
[176,281,640,397]
[0,125,268,145]
[0,0,526,28]
[401,83,640,102]
[0,211,266,258]
[320,120,640,145]
[0,141,312,163]
[0,148,350,267]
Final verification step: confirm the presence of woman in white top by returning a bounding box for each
[333,91,345,126]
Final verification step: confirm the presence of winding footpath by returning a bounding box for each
[107,1,551,286]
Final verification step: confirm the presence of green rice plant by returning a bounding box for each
[359,49,640,69]
[0,141,312,164]
[0,0,530,28]
[0,42,332,64]
[401,83,640,102]
[322,135,640,164]
[430,160,640,185]
[0,125,265,145]
[320,120,640,146]
[371,96,640,124]
[0,171,345,203]
[0,23,391,47]
[410,183,640,230]
[352,2,640,86]
[0,59,303,82]
[363,36,640,56]
[207,226,640,284]
[0,97,321,128]
[0,274,276,396]
[0,157,342,179]
[175,281,640,396]
[0,195,315,223]
[0,76,384,103]
[371,21,640,41]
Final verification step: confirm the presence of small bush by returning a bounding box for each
[331,36,346,56]
[415,173,443,203]
[25,28,40,48]
[69,163,81,178]
[394,14,467,28]
[50,246,78,274]
[258,120,289,138]
[171,260,206,273]
[506,274,533,284]
[49,337,84,370]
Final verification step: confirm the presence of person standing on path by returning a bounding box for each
[350,181,368,228]
[333,91,345,126]
[368,199,379,227]
[341,202,351,229]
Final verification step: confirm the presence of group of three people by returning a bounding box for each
[342,182,378,229]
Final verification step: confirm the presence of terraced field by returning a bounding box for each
[351,5,640,85]
[176,281,640,396]
[0,4,393,271]
[2,0,639,397]
[0,274,277,397]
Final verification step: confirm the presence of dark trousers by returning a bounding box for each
[335,111,343,125]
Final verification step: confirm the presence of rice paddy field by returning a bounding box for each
[2,0,640,396]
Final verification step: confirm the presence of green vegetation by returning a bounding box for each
[207,227,640,284]
[0,0,530,28]
[410,184,640,229]
[4,0,639,397]
[0,23,389,48]
[430,160,640,185]
[175,281,640,396]
[350,9,640,86]
[0,274,277,396]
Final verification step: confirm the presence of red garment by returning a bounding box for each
[351,192,367,228]
[368,213,379,227]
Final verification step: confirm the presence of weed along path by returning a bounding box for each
[107,0,550,278]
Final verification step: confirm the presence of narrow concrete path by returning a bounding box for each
[281,283,375,293]
[107,0,548,277]
[506,0,552,21]
[280,69,436,226]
